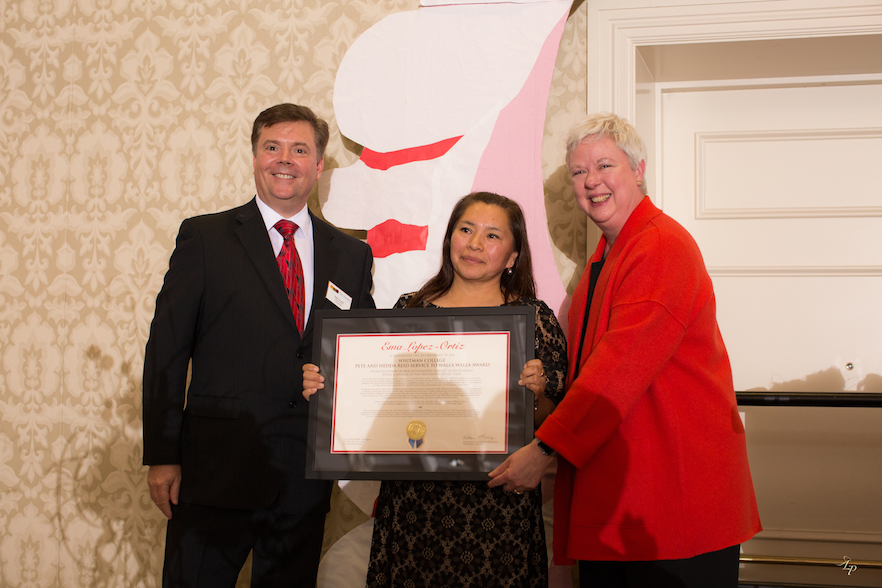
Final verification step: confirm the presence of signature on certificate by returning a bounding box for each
[462,434,498,445]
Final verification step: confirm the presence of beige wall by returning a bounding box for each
[0,2,587,586]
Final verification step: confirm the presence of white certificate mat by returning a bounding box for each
[306,306,535,480]
[331,332,510,454]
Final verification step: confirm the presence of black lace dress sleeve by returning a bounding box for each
[519,298,568,404]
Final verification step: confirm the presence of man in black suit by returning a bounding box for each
[143,103,375,587]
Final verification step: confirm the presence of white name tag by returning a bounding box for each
[326,281,352,310]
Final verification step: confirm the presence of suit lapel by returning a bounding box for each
[235,198,300,333]
[304,213,340,341]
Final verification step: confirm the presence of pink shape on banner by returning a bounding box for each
[471,10,569,314]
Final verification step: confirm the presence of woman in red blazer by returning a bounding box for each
[489,113,761,587]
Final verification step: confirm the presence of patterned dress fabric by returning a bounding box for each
[366,294,568,588]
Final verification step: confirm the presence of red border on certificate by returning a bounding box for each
[330,332,511,454]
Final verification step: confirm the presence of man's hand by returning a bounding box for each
[487,440,554,493]
[148,464,182,519]
[302,363,324,400]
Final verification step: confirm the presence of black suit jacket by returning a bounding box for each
[142,198,375,516]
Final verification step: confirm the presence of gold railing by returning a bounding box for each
[740,554,882,570]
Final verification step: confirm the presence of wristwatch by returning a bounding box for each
[536,439,556,457]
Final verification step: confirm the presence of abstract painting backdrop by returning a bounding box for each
[0,1,587,586]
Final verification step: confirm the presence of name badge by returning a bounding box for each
[326,281,352,310]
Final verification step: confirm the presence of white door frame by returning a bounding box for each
[586,0,882,117]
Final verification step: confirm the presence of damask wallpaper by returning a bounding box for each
[0,1,587,586]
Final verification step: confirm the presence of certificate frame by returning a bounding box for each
[306,306,535,480]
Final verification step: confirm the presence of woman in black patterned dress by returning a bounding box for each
[304,192,567,587]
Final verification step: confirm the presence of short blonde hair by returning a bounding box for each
[566,113,648,194]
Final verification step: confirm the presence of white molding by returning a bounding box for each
[648,73,882,216]
[694,127,882,220]
[657,72,882,93]
[605,5,882,45]
[587,0,882,116]
[708,266,882,278]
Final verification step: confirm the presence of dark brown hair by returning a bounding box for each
[251,103,330,159]
[407,192,536,307]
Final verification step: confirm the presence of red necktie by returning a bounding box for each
[274,220,305,332]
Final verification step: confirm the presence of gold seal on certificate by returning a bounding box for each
[406,420,427,449]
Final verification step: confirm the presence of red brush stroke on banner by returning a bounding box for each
[359,136,463,171]
[367,219,429,258]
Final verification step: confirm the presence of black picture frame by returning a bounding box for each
[306,306,535,480]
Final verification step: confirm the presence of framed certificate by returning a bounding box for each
[305,306,535,480]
